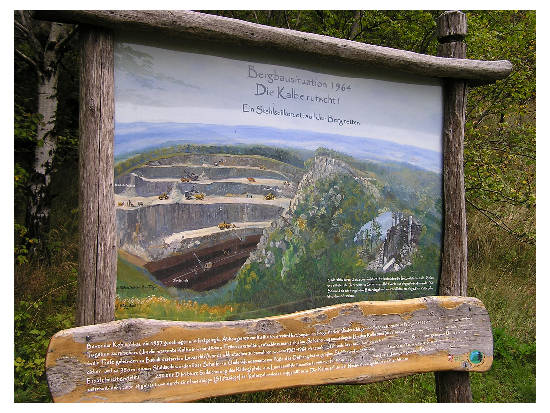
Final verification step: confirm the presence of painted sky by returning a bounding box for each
[115,41,443,153]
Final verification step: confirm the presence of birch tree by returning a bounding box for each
[14,11,76,242]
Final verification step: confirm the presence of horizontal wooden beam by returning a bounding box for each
[32,10,511,83]
[46,296,493,402]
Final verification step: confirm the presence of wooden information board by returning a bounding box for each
[47,296,492,402]
[32,10,512,403]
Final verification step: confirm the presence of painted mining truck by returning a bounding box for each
[218,221,232,230]
[184,187,201,200]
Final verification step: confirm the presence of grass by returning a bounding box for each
[115,296,236,321]
[470,327,536,402]
[467,209,536,342]
[116,255,172,299]
[114,254,237,321]
[201,374,438,403]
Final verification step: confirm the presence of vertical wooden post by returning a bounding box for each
[435,11,472,403]
[77,26,116,326]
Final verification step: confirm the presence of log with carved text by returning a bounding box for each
[46,296,492,403]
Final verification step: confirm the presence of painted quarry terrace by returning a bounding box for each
[115,153,299,292]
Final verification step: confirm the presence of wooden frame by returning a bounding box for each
[34,10,511,403]
[35,10,511,82]
[77,26,116,326]
[435,11,471,402]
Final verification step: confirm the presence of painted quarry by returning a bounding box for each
[115,154,302,292]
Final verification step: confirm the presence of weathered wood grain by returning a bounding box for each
[436,11,472,403]
[440,79,468,297]
[32,10,511,83]
[77,27,116,326]
[437,10,468,43]
[46,296,493,403]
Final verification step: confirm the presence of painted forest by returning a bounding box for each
[14,11,535,402]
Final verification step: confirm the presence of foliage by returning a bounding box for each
[115,296,236,322]
[14,104,42,144]
[14,104,41,226]
[13,103,45,261]
[493,327,536,367]
[14,301,74,402]
[115,144,306,178]
[464,11,536,243]
[14,182,79,402]
[231,160,441,316]
[14,223,37,265]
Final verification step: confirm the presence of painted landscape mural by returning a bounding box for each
[113,39,444,321]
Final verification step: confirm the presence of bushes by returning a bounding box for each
[14,301,73,402]
[14,270,77,402]
[14,166,79,402]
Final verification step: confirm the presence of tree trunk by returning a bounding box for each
[435,11,473,403]
[28,71,59,238]
[27,22,68,241]
[76,27,116,326]
[349,10,362,40]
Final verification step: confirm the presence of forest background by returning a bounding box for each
[13,10,536,402]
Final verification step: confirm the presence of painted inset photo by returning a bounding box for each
[113,40,443,321]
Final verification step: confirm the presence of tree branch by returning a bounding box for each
[15,10,43,55]
[54,24,78,56]
[15,48,39,71]
[484,146,535,160]
[293,11,302,30]
[349,10,362,40]
[466,198,534,244]
[14,19,30,37]
[17,10,30,29]
[283,10,291,30]
[465,186,531,206]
